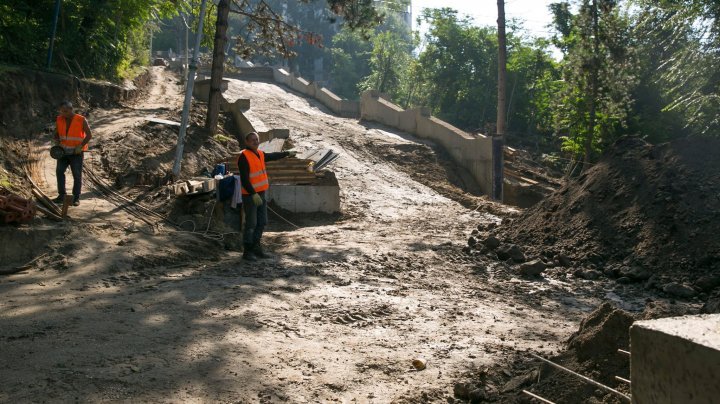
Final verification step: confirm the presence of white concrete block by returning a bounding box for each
[267,184,340,214]
[631,314,720,404]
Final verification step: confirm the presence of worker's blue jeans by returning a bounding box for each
[242,192,267,245]
[56,153,83,197]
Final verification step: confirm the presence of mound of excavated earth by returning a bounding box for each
[468,136,720,301]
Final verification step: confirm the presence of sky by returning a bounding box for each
[411,0,557,39]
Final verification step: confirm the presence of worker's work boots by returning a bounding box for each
[253,242,270,259]
[242,244,257,262]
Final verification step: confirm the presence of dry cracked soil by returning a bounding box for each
[0,68,648,403]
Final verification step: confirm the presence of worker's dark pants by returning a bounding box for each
[242,192,267,245]
[56,153,83,197]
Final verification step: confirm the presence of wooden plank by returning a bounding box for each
[61,195,73,218]
[146,117,185,127]
[504,170,539,185]
[267,169,315,174]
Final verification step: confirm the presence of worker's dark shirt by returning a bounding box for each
[238,149,289,195]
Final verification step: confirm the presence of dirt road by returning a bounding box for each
[1,70,605,403]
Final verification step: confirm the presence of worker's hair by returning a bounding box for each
[245,132,259,140]
[58,100,73,109]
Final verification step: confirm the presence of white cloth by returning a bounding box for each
[231,175,242,208]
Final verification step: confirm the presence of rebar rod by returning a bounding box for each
[530,353,631,402]
[522,390,556,404]
[615,376,631,385]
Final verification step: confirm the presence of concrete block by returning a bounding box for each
[267,184,340,214]
[0,226,60,266]
[192,79,229,102]
[631,314,720,404]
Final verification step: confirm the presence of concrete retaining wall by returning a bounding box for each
[631,314,720,404]
[272,68,359,118]
[222,98,289,142]
[231,66,494,196]
[192,79,229,102]
[360,91,493,195]
[267,184,340,214]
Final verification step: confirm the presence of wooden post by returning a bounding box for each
[61,195,73,218]
[494,0,507,202]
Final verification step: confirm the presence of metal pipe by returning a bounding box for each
[46,0,62,68]
[173,0,208,178]
[530,354,631,402]
[522,390,556,404]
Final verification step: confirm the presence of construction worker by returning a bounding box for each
[238,132,296,261]
[53,101,92,206]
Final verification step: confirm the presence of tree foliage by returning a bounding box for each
[549,0,637,162]
[633,0,720,137]
[0,0,178,78]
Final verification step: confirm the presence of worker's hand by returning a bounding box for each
[287,150,297,158]
[73,145,83,155]
[252,193,263,206]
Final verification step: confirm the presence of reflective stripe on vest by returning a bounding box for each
[57,114,88,150]
[241,149,269,195]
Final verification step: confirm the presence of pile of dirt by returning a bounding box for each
[451,300,700,404]
[450,303,632,403]
[94,103,240,187]
[380,142,487,210]
[0,65,150,139]
[467,136,720,301]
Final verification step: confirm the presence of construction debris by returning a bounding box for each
[171,178,218,196]
[145,117,185,127]
[0,187,36,224]
[300,148,340,171]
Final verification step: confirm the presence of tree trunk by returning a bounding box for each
[493,0,507,201]
[585,0,600,169]
[206,0,230,133]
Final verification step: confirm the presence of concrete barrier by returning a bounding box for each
[360,90,493,195]
[192,78,229,102]
[268,184,340,214]
[222,97,289,142]
[271,68,360,118]
[231,66,493,195]
[631,314,720,404]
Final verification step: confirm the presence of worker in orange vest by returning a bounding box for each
[238,132,296,261]
[53,101,92,206]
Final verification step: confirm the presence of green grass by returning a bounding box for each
[0,177,15,190]
[213,134,233,143]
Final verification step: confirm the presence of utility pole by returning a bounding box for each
[46,0,62,68]
[493,0,507,202]
[172,0,209,178]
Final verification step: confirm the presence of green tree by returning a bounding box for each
[414,8,499,130]
[0,0,177,79]
[326,3,412,100]
[328,29,373,99]
[633,0,720,137]
[550,0,637,165]
[411,8,557,140]
[359,30,413,97]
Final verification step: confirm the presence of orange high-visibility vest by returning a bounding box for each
[241,149,269,195]
[56,114,88,151]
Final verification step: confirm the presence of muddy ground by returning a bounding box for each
[0,69,699,403]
